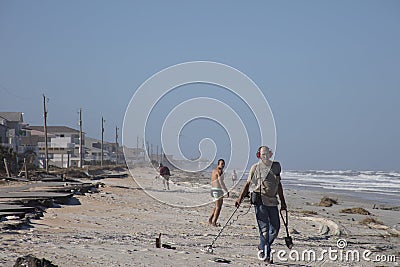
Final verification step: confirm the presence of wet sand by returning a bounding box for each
[1,167,399,266]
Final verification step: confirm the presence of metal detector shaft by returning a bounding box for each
[207,205,240,251]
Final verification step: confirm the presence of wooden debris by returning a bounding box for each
[13,254,58,267]
[372,204,400,211]
[318,197,338,207]
[360,217,383,226]
[340,207,371,215]
[0,168,125,230]
[300,210,318,215]
[0,178,100,230]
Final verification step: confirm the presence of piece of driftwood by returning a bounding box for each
[13,254,58,267]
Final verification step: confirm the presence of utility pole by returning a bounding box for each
[3,158,10,178]
[79,108,83,168]
[43,94,49,173]
[101,117,105,166]
[156,144,159,163]
[150,144,153,162]
[24,158,28,179]
[115,126,119,165]
[146,141,149,160]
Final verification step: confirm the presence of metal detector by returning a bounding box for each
[205,205,241,254]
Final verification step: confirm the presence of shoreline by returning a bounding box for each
[282,184,400,207]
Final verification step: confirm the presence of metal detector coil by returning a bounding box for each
[204,203,252,254]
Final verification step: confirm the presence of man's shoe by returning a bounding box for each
[258,250,266,261]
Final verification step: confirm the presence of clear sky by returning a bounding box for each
[1,1,399,171]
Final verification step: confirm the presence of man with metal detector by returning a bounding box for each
[159,163,171,190]
[235,146,287,264]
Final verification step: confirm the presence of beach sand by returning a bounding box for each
[1,167,399,266]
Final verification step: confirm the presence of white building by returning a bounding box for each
[28,126,84,168]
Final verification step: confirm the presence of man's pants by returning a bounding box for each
[161,175,170,190]
[254,205,280,258]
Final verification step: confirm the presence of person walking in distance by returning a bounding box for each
[235,146,287,264]
[231,169,238,184]
[159,163,171,190]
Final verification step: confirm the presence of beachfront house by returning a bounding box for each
[0,122,7,145]
[28,126,85,168]
[1,114,125,168]
[85,137,107,164]
[84,137,123,165]
[122,145,176,169]
[0,112,28,153]
[123,146,146,167]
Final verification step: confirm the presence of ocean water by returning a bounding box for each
[235,170,400,206]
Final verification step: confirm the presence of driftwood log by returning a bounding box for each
[13,254,57,267]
